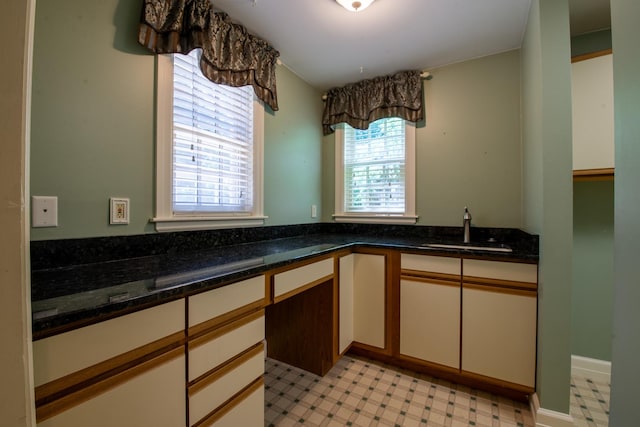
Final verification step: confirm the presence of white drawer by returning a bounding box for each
[189,313,264,382]
[401,253,461,275]
[210,382,264,427]
[188,275,265,328]
[33,299,185,387]
[273,258,333,300]
[189,346,264,426]
[463,259,537,283]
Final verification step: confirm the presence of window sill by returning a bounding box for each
[151,216,268,232]
[332,214,418,225]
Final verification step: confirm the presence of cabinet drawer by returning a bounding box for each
[401,254,461,275]
[463,259,537,283]
[37,353,186,427]
[33,299,185,387]
[207,380,264,427]
[188,275,265,329]
[273,258,333,301]
[189,311,264,382]
[189,345,264,426]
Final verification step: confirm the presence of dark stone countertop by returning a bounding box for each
[31,224,538,339]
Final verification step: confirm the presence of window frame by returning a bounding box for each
[334,120,417,224]
[152,54,266,232]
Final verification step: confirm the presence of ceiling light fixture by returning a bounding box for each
[336,0,375,12]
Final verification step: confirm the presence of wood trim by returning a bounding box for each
[462,275,537,292]
[401,274,461,288]
[332,254,340,364]
[188,309,264,351]
[460,369,534,395]
[573,168,615,181]
[347,349,532,402]
[188,342,264,393]
[389,251,401,358]
[187,299,265,338]
[35,330,185,407]
[273,274,334,304]
[463,282,537,297]
[401,269,461,283]
[267,253,335,275]
[36,345,185,423]
[193,377,264,427]
[571,48,612,63]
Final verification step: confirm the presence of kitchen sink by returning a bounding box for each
[422,243,513,253]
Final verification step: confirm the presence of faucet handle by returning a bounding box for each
[463,207,472,220]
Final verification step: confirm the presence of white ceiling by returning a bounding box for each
[211,0,611,91]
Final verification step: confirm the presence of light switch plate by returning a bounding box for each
[32,196,58,227]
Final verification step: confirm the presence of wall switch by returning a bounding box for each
[311,204,317,218]
[32,196,58,227]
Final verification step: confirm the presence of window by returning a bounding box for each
[334,118,417,224]
[153,51,265,231]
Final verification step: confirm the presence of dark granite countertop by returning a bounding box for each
[31,224,538,339]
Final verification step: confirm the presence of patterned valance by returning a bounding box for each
[322,70,424,135]
[138,0,280,111]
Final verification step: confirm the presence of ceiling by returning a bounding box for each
[211,0,611,91]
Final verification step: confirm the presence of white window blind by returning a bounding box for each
[343,117,406,213]
[172,50,254,214]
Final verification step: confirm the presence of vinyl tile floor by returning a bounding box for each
[570,374,610,427]
[264,356,535,427]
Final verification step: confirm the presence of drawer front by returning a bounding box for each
[33,299,185,387]
[189,346,264,426]
[189,314,265,382]
[37,354,186,427]
[188,275,265,328]
[210,382,264,427]
[273,258,333,299]
[463,259,537,283]
[401,253,461,275]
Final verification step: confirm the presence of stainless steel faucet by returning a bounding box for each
[463,207,472,243]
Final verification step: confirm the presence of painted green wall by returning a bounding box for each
[522,0,573,414]
[571,29,612,57]
[570,29,614,362]
[572,181,614,361]
[322,50,523,228]
[30,0,323,240]
[610,0,640,423]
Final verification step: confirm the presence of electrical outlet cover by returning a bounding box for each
[110,198,130,224]
[32,196,58,227]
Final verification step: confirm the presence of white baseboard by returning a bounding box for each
[529,393,574,427]
[571,354,611,383]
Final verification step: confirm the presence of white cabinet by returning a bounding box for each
[461,259,537,389]
[399,254,461,369]
[187,275,266,427]
[33,300,186,426]
[572,52,614,171]
[352,253,386,349]
[38,353,186,427]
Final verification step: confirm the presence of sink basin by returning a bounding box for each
[422,243,513,253]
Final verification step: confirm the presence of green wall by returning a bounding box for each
[30,0,323,240]
[322,50,523,229]
[570,29,614,362]
[572,181,614,361]
[610,0,640,423]
[571,29,612,57]
[522,0,573,414]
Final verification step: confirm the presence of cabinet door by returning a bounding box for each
[400,278,460,369]
[461,286,537,388]
[38,354,186,427]
[353,253,385,349]
[339,254,354,354]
